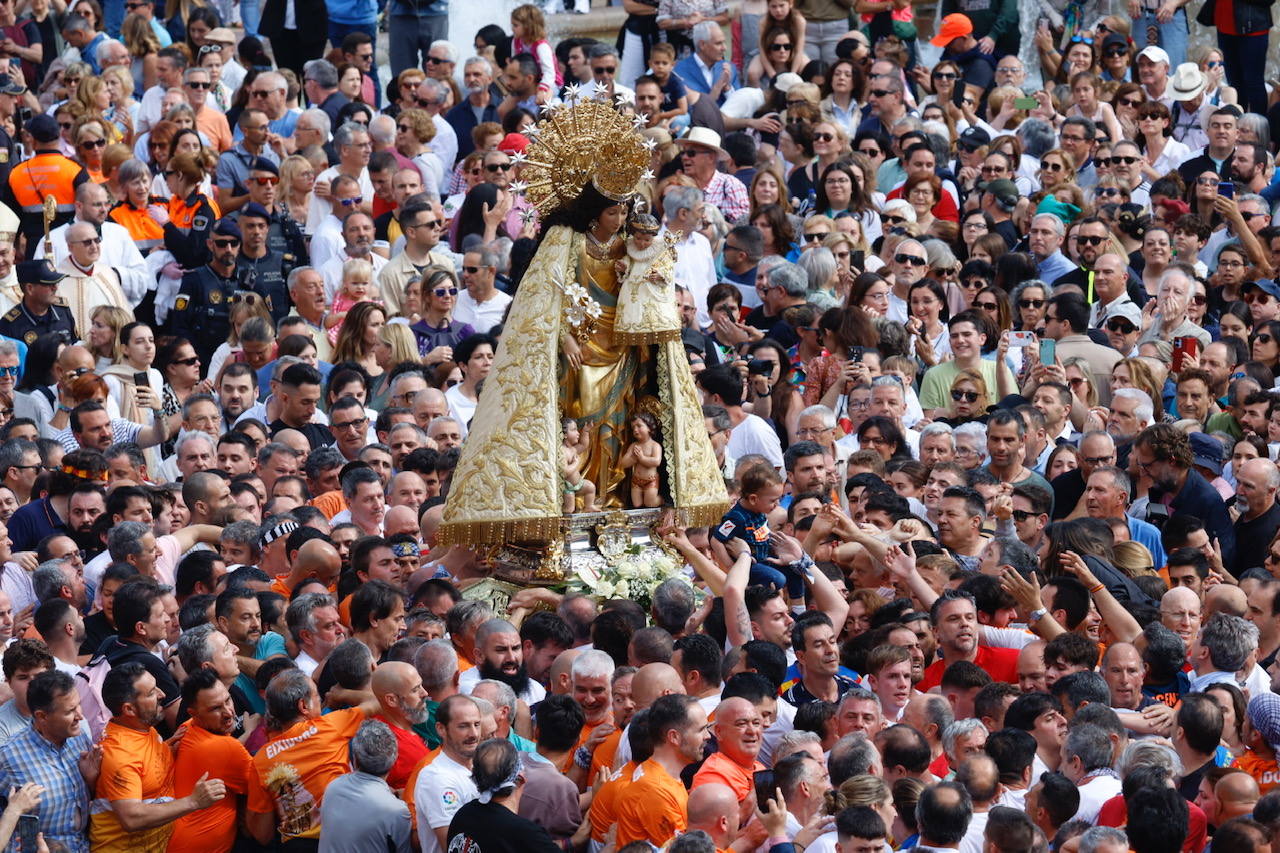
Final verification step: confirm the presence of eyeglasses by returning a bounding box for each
[332,417,368,431]
[1042,162,1066,172]
[1011,509,1040,522]
[249,89,275,98]
[462,265,482,273]
[895,254,927,266]
[250,176,280,186]
[185,80,211,89]
[1108,156,1138,166]
[172,356,200,366]
[1191,293,1207,305]
[1077,235,1106,245]
[932,71,957,80]
[1253,333,1274,344]
[1104,47,1128,57]
[1219,259,1246,269]
[1019,299,1045,308]
[79,139,106,149]
[213,238,240,248]
[870,89,893,98]
[769,43,792,51]
[1082,455,1115,466]
[485,163,512,172]
[339,196,364,207]
[857,146,881,157]
[975,301,998,311]
[1246,293,1273,305]
[71,236,101,246]
[804,232,828,242]
[593,66,617,76]
[432,287,459,297]
[1106,319,1136,333]
[1070,34,1094,44]
[425,55,449,65]
[1095,188,1121,197]
[812,132,835,143]
[951,390,979,402]
[0,366,18,377]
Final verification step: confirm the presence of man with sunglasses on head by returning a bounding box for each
[170,219,249,367]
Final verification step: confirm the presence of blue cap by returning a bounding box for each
[240,202,271,222]
[1189,431,1224,476]
[212,219,241,239]
[16,260,64,286]
[25,114,59,143]
[249,157,278,175]
[1244,279,1280,301]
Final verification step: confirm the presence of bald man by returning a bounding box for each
[1161,586,1202,647]
[692,697,765,807]
[1017,640,1047,694]
[414,389,450,431]
[1205,584,1248,619]
[1214,770,1261,827]
[548,648,583,696]
[274,428,311,465]
[1101,643,1144,711]
[685,783,740,851]
[371,660,431,790]
[607,663,686,773]
[267,537,340,595]
[383,505,418,540]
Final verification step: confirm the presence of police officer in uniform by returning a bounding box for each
[0,259,76,346]
[236,202,293,326]
[168,219,243,366]
[233,157,308,265]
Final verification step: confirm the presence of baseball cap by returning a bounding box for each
[1244,279,1280,301]
[497,133,529,155]
[958,127,991,150]
[240,202,271,222]
[26,114,60,143]
[205,27,236,44]
[212,219,242,240]
[1102,33,1129,52]
[16,260,64,286]
[773,72,803,94]
[0,75,24,96]
[1188,432,1224,476]
[1103,302,1142,329]
[1137,45,1170,65]
[930,13,973,47]
[981,178,1019,208]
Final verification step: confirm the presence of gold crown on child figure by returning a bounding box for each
[511,86,656,219]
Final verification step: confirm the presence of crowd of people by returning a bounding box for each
[0,0,1269,853]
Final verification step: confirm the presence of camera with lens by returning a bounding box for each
[747,359,773,376]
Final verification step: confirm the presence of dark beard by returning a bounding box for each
[478,659,531,697]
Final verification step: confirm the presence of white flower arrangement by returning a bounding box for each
[570,545,686,610]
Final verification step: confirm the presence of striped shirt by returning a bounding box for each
[0,723,93,853]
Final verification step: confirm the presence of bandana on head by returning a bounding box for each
[476,753,524,804]
[258,519,299,548]
[391,541,420,558]
[1036,194,1082,225]
[1249,692,1280,752]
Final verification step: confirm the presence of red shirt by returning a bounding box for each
[374,714,430,792]
[918,646,1020,691]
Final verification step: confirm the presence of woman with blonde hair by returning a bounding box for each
[747,164,793,222]
[394,108,442,198]
[121,12,161,93]
[824,775,896,840]
[278,154,315,229]
[1063,357,1100,409]
[207,293,274,382]
[944,368,989,425]
[1110,358,1164,415]
[71,118,111,182]
[1037,148,1075,194]
[87,305,134,370]
[102,66,139,144]
[1112,540,1156,577]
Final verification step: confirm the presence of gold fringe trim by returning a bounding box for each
[613,328,682,345]
[679,502,732,529]
[438,515,565,547]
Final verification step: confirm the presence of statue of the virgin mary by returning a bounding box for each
[438,94,727,547]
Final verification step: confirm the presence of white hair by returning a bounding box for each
[1112,388,1155,427]
[429,40,459,63]
[464,56,493,75]
[798,405,837,430]
[571,649,615,681]
[1031,213,1066,237]
[919,422,955,445]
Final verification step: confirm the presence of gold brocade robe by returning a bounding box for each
[438,225,727,546]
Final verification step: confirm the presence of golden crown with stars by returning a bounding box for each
[511,87,655,220]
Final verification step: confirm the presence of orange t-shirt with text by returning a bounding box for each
[168,723,255,853]
[247,708,366,841]
[1238,749,1280,794]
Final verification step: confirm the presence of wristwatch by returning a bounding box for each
[1028,608,1047,624]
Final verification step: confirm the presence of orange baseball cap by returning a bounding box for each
[930,13,974,47]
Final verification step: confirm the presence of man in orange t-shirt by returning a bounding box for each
[91,663,228,853]
[563,651,616,782]
[245,667,380,846]
[614,694,711,847]
[692,697,765,806]
[169,670,255,853]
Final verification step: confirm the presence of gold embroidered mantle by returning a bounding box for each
[439,225,727,546]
